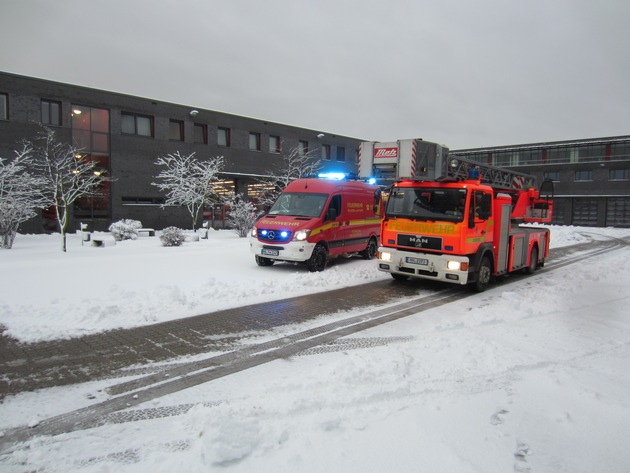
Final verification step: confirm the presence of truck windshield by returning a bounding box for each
[386,187,467,223]
[268,193,328,218]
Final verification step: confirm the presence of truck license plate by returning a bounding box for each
[406,257,428,265]
[262,249,279,256]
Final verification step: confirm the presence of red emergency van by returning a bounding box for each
[249,174,382,271]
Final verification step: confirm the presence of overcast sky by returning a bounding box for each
[1,0,629,149]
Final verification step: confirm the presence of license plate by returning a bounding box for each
[261,249,279,256]
[406,257,428,265]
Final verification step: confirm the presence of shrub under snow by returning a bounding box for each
[109,219,142,241]
[159,226,186,247]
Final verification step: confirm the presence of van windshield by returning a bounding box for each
[269,193,328,218]
[386,187,467,223]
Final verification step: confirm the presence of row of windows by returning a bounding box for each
[460,142,630,167]
[544,169,629,182]
[1,93,350,161]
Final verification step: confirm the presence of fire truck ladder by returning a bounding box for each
[444,155,536,191]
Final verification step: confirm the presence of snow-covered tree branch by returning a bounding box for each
[152,151,224,231]
[29,127,110,252]
[256,143,322,207]
[0,144,49,249]
[223,194,260,238]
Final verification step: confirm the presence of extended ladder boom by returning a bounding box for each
[359,138,536,191]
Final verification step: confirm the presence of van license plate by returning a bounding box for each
[406,257,428,265]
[262,249,279,256]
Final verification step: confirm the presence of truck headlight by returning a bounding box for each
[447,261,468,271]
[293,229,311,241]
[379,251,392,262]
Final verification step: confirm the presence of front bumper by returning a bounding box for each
[249,238,317,263]
[376,246,470,285]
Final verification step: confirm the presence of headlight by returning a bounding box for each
[250,228,257,237]
[380,251,392,262]
[293,229,311,241]
[447,261,468,271]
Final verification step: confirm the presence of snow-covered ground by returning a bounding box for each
[1,225,630,472]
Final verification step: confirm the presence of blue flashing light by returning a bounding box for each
[368,177,377,185]
[280,230,289,239]
[260,229,268,236]
[318,172,346,180]
[468,169,480,180]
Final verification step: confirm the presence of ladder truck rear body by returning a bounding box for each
[358,138,554,291]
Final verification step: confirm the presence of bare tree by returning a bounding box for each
[29,128,109,252]
[152,151,224,231]
[0,144,49,249]
[257,143,322,207]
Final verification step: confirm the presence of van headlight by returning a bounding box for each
[293,229,311,241]
[250,228,257,237]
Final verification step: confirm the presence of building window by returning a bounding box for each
[269,135,280,153]
[169,119,184,141]
[41,99,61,126]
[121,112,153,137]
[0,93,7,120]
[322,144,331,160]
[609,169,629,181]
[218,127,230,147]
[299,140,309,156]
[544,171,560,182]
[249,132,261,151]
[574,170,593,182]
[336,146,346,162]
[194,123,207,144]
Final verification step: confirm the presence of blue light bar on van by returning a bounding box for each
[367,177,377,185]
[318,172,347,180]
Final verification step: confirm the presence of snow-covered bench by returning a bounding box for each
[91,235,116,247]
[137,228,155,237]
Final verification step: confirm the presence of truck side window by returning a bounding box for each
[473,192,492,220]
[326,194,342,221]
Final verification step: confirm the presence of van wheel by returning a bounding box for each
[307,244,328,272]
[255,255,275,266]
[360,237,378,260]
[525,247,538,274]
[474,256,492,292]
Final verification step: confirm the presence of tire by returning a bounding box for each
[255,255,275,266]
[307,244,328,272]
[391,273,409,281]
[360,237,378,260]
[525,247,538,274]
[474,256,492,292]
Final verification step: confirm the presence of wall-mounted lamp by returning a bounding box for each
[317,133,325,139]
[190,110,199,117]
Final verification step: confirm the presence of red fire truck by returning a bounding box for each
[250,174,382,271]
[358,139,554,291]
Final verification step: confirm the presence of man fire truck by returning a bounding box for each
[358,139,554,291]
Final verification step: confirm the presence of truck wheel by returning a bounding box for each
[255,255,275,266]
[360,237,378,260]
[525,247,538,274]
[307,244,328,272]
[474,256,492,292]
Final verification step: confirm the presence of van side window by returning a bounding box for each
[326,194,342,221]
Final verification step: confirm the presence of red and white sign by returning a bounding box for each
[374,147,398,159]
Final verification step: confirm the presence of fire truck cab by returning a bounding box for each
[249,174,382,271]
[359,138,554,291]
